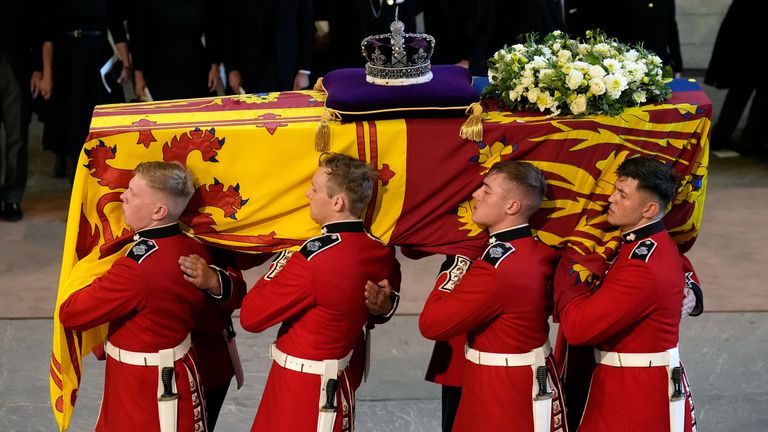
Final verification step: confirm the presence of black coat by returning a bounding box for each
[566,0,683,73]
[422,0,493,76]
[316,0,419,74]
[40,0,127,158]
[0,2,40,87]
[130,0,222,101]
[222,0,313,93]
[705,0,763,89]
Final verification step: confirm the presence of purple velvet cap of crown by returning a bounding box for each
[323,65,479,116]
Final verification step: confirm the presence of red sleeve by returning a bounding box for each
[239,253,314,333]
[558,259,656,345]
[419,262,501,341]
[59,259,146,331]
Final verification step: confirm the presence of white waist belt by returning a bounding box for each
[595,346,680,367]
[465,341,551,367]
[269,343,352,375]
[105,334,191,366]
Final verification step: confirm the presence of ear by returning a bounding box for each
[330,194,346,213]
[152,204,170,221]
[505,199,522,216]
[641,200,660,219]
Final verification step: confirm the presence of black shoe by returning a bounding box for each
[4,202,23,222]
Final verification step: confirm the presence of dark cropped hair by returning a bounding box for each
[319,153,378,217]
[488,160,547,215]
[616,157,678,209]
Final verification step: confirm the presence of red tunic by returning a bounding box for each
[240,220,401,432]
[419,225,566,432]
[555,220,695,432]
[59,223,209,432]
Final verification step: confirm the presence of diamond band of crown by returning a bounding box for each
[361,16,435,86]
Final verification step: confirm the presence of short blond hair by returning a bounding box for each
[134,161,195,217]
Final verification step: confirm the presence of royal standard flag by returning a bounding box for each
[51,79,710,430]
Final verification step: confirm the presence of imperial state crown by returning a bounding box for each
[361,13,435,86]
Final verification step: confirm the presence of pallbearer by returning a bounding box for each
[240,153,401,432]
[555,157,696,432]
[419,160,567,432]
[59,161,210,431]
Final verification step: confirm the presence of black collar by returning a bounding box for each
[488,224,532,244]
[134,222,181,240]
[621,219,664,243]
[321,220,364,234]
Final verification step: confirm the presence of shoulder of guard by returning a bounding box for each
[299,234,341,260]
[481,242,515,268]
[125,238,159,263]
[629,238,657,262]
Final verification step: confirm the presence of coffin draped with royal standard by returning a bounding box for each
[49,78,710,431]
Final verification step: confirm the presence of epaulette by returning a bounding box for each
[629,238,657,262]
[436,255,472,292]
[263,250,295,280]
[125,238,158,263]
[299,234,341,261]
[481,242,515,268]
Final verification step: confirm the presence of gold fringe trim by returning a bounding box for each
[460,102,484,142]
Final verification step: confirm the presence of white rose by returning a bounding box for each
[633,91,647,104]
[625,49,639,62]
[588,65,606,79]
[569,94,588,114]
[577,44,591,55]
[512,44,525,52]
[527,87,541,104]
[552,42,562,52]
[567,70,584,90]
[589,77,606,95]
[557,49,572,63]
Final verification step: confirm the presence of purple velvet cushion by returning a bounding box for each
[322,64,480,120]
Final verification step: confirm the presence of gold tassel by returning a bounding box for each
[313,77,326,93]
[460,102,484,142]
[315,110,331,152]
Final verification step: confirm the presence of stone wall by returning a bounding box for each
[678,0,731,69]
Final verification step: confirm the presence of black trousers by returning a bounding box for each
[205,380,231,431]
[0,56,30,204]
[441,384,462,432]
